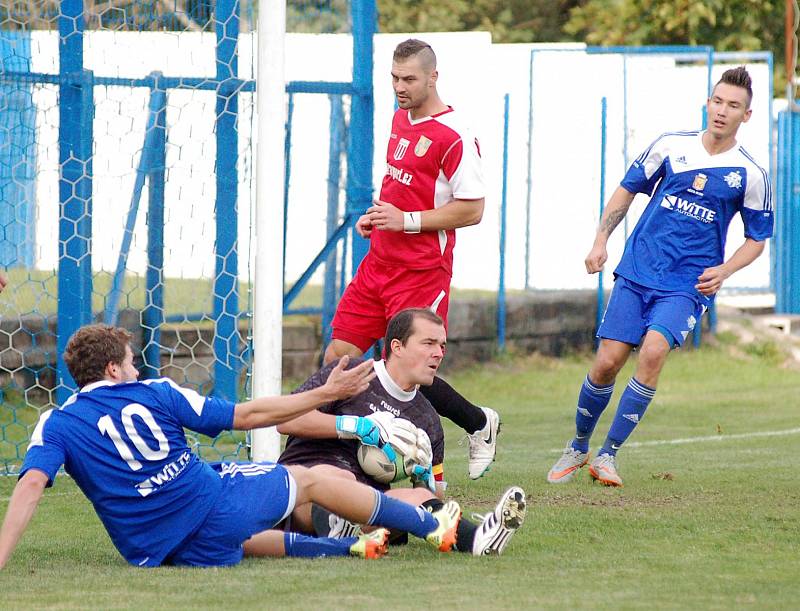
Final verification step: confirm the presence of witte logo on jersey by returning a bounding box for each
[660,195,716,223]
[415,135,432,157]
[724,170,742,189]
[692,173,708,191]
[394,138,410,161]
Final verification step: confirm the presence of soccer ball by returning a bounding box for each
[356,444,407,484]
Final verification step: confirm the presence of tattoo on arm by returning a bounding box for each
[600,207,627,236]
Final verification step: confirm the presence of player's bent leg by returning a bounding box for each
[286,465,460,551]
[419,378,500,479]
[293,465,357,534]
[243,528,389,560]
[323,339,366,366]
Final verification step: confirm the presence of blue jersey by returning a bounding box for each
[20,378,235,567]
[616,130,773,300]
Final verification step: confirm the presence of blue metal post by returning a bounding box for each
[348,0,375,274]
[105,75,162,325]
[142,80,167,379]
[322,95,345,347]
[56,0,93,403]
[282,93,294,292]
[213,0,239,401]
[776,108,800,313]
[694,74,711,349]
[524,52,534,290]
[596,97,608,344]
[498,94,510,351]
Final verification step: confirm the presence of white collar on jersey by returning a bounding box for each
[373,360,417,402]
[80,380,115,393]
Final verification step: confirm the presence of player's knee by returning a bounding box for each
[637,342,669,373]
[591,354,623,383]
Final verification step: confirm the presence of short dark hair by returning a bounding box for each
[63,324,132,388]
[713,66,753,107]
[393,39,436,72]
[384,308,444,360]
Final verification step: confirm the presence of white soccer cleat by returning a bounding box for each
[589,453,623,487]
[472,486,527,556]
[547,444,589,484]
[467,407,500,479]
[328,513,363,539]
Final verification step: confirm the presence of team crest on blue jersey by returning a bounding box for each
[692,173,707,191]
[415,135,432,157]
[394,138,410,160]
[723,170,743,189]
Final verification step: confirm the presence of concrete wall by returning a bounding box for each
[0,290,599,401]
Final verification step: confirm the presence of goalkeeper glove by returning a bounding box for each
[410,464,436,493]
[335,414,396,461]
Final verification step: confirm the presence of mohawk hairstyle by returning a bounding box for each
[393,39,437,72]
[715,66,753,107]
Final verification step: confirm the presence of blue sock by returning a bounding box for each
[571,375,615,453]
[283,532,356,558]
[601,378,655,456]
[366,489,437,538]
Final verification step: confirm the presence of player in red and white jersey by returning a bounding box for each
[371,104,484,275]
[324,39,500,480]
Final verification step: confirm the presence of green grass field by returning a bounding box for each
[1,343,798,609]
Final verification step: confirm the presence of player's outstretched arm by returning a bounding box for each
[585,186,636,274]
[0,469,48,570]
[695,238,765,296]
[232,357,375,430]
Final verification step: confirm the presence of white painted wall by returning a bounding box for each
[25,32,772,292]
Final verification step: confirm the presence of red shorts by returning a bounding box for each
[331,254,452,352]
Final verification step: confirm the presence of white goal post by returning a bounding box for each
[251,0,287,462]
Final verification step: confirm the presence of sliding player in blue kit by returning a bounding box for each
[547,66,773,487]
[0,324,462,569]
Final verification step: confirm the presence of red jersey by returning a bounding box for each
[369,107,485,274]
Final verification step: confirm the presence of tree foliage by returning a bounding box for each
[565,0,788,93]
[377,0,580,44]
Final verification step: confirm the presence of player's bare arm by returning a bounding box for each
[695,238,765,296]
[233,357,375,430]
[277,410,338,438]
[0,469,48,570]
[366,197,484,232]
[585,186,636,274]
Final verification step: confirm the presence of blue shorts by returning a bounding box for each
[167,462,297,567]
[598,276,707,348]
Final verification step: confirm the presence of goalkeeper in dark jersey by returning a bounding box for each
[279,308,526,556]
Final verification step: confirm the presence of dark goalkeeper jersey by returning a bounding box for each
[279,358,445,489]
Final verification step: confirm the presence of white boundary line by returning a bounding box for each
[549,427,800,453]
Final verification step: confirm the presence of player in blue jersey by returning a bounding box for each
[0,324,463,569]
[547,66,773,487]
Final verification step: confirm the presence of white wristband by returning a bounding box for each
[403,211,422,233]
